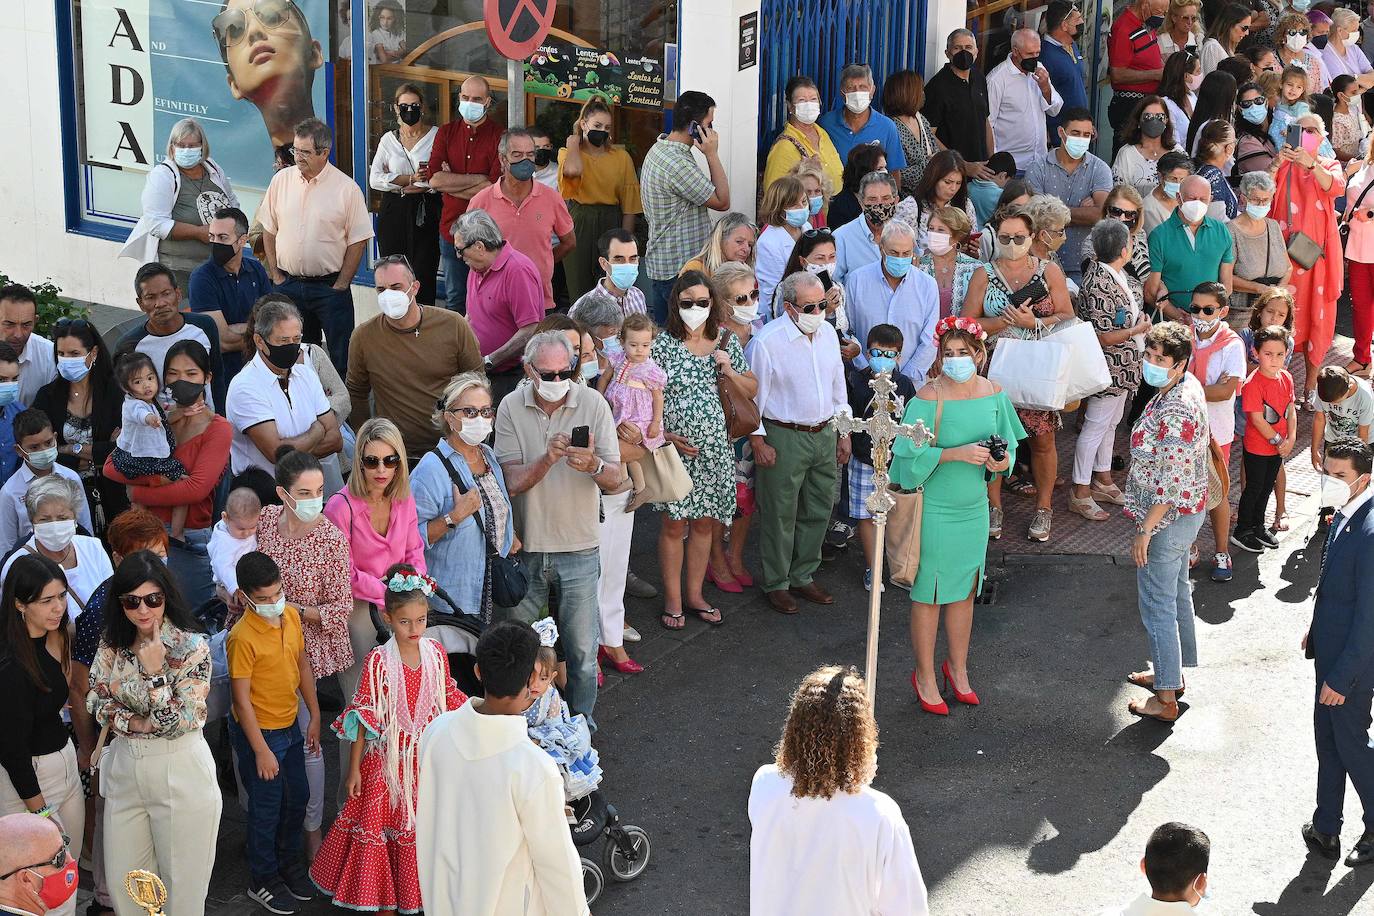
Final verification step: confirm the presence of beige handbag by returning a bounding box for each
[1205,439,1230,512]
[884,389,943,589]
[634,443,694,505]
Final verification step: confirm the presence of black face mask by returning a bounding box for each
[951,49,975,71]
[1312,34,1329,50]
[585,129,610,148]
[1141,115,1167,139]
[210,242,237,266]
[1019,55,1040,73]
[167,380,204,407]
[262,341,301,371]
[534,148,554,168]
[1145,14,1165,29]
[398,105,423,126]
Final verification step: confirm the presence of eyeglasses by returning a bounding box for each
[361,454,402,469]
[731,289,761,306]
[801,228,833,240]
[445,406,497,419]
[290,146,325,159]
[868,347,899,359]
[1040,227,1066,237]
[1237,97,1266,110]
[1189,303,1223,316]
[678,298,712,309]
[0,838,68,880]
[212,0,302,48]
[536,368,577,381]
[792,300,827,314]
[119,592,165,611]
[375,253,414,272]
[1287,28,1309,37]
[996,233,1030,245]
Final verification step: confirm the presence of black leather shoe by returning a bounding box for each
[1345,832,1374,866]
[1303,823,1341,860]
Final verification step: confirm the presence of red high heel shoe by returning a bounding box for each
[705,564,744,594]
[942,660,980,706]
[911,671,949,715]
[598,646,644,675]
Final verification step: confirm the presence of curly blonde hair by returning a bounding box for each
[775,665,878,799]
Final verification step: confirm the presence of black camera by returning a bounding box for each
[984,435,1008,481]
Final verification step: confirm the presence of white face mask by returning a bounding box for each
[1323,473,1369,507]
[679,306,710,331]
[732,304,759,324]
[1180,199,1208,223]
[844,91,872,114]
[1287,32,1308,52]
[926,231,954,255]
[537,378,572,401]
[33,519,76,552]
[458,417,493,445]
[794,101,821,124]
[804,260,834,275]
[377,288,411,320]
[793,310,824,334]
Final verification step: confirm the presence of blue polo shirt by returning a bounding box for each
[188,254,270,383]
[0,401,23,487]
[818,107,908,172]
[1041,36,1088,144]
[1146,210,1235,310]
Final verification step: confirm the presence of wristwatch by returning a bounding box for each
[588,458,605,477]
[442,513,457,530]
[483,355,495,372]
[1269,433,1284,446]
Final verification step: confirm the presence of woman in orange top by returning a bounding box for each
[558,98,642,302]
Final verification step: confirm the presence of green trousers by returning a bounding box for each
[565,201,624,303]
[754,422,838,593]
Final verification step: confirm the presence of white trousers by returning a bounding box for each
[598,490,635,649]
[1073,392,1128,486]
[0,742,83,916]
[102,731,220,916]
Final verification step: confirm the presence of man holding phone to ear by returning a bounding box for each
[640,91,732,325]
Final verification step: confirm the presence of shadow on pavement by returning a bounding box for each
[1253,855,1374,915]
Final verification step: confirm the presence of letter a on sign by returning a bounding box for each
[483,0,556,61]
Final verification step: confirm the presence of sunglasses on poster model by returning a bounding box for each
[361,454,403,469]
[212,0,303,48]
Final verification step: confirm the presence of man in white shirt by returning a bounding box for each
[843,220,939,385]
[1103,822,1210,914]
[416,621,587,916]
[0,409,91,550]
[748,272,850,615]
[0,284,55,409]
[226,296,341,486]
[987,29,1064,164]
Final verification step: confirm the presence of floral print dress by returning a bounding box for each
[651,329,749,523]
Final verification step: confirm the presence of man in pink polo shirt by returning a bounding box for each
[470,128,576,311]
[455,208,546,400]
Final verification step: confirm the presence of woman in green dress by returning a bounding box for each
[653,270,757,629]
[891,316,1025,716]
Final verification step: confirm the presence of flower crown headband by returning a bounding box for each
[933,315,987,345]
[384,571,436,597]
[532,617,559,648]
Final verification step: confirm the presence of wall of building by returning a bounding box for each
[925,0,967,81]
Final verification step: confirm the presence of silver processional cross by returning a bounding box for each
[833,369,932,707]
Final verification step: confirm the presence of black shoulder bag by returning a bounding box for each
[433,449,527,613]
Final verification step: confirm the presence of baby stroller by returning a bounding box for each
[569,786,651,903]
[372,585,485,697]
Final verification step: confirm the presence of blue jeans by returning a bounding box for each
[503,548,600,727]
[439,239,471,314]
[650,277,676,327]
[167,525,213,612]
[228,718,307,884]
[274,278,354,376]
[1136,510,1207,691]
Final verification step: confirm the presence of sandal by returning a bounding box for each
[1069,495,1109,521]
[1126,672,1185,698]
[1005,475,1037,497]
[1128,697,1180,722]
[659,610,685,631]
[1090,482,1126,506]
[1348,361,1371,379]
[686,605,724,626]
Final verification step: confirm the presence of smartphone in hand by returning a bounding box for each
[688,120,703,144]
[1286,122,1303,148]
[570,425,590,449]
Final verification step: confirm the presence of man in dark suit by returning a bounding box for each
[1304,437,1374,866]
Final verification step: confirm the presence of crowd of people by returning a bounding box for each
[4,0,1374,913]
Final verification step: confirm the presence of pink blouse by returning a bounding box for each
[324,490,427,606]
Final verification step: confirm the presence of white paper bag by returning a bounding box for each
[988,335,1072,411]
[1048,317,1112,403]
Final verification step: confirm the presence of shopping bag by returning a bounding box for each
[1048,317,1112,404]
[636,443,694,504]
[884,487,923,589]
[987,335,1072,411]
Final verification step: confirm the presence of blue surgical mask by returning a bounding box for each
[884,255,913,278]
[1241,103,1268,125]
[601,335,623,357]
[0,382,17,407]
[1163,180,1181,197]
[784,207,809,228]
[868,355,897,375]
[509,159,537,182]
[941,355,977,383]
[609,262,639,290]
[1292,0,1310,10]
[1245,202,1270,220]
[24,446,57,471]
[286,493,324,524]
[57,356,90,383]
[580,360,600,382]
[1141,360,1172,387]
[172,147,203,168]
[808,195,823,215]
[249,596,286,619]
[458,99,486,123]
[1062,136,1091,159]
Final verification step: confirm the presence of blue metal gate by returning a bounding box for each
[757,0,929,160]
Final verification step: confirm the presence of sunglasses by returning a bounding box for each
[997,233,1030,245]
[119,592,165,611]
[1040,227,1066,237]
[731,289,761,306]
[212,0,302,48]
[375,253,414,272]
[0,838,68,880]
[1189,304,1223,316]
[868,347,899,359]
[1237,97,1266,110]
[536,368,577,381]
[1287,28,1309,37]
[445,406,497,419]
[361,454,402,469]
[1107,206,1139,221]
[678,298,712,309]
[397,102,423,114]
[53,318,93,334]
[792,300,827,314]
[801,228,833,240]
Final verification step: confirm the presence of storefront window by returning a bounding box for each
[966,0,1048,70]
[66,0,349,235]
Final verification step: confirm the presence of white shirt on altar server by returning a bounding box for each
[748,764,929,916]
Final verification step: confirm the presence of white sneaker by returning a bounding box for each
[1028,508,1052,542]
[622,625,641,643]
